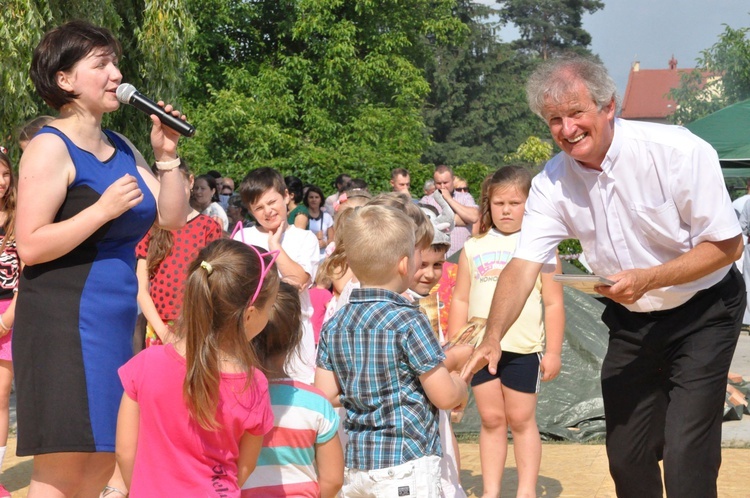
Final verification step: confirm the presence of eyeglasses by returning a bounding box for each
[455,187,469,192]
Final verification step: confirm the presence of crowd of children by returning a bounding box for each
[3,142,565,497]
[12,108,564,497]
[2,19,571,498]
[117,160,566,498]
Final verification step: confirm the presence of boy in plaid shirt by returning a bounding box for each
[315,204,468,497]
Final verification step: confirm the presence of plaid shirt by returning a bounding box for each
[317,287,446,470]
[420,190,478,258]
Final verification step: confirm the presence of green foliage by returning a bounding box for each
[0,0,601,200]
[503,135,553,168]
[557,238,588,273]
[497,0,604,60]
[0,0,51,155]
[453,162,494,199]
[669,22,750,125]
[0,0,193,163]
[181,0,465,195]
[422,0,548,168]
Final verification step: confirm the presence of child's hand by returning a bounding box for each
[450,371,469,411]
[268,217,288,251]
[540,352,561,381]
[450,409,465,424]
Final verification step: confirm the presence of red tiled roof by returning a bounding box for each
[620,67,693,119]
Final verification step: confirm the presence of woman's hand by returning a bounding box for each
[149,102,187,161]
[98,174,144,221]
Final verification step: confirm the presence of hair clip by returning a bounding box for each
[0,146,6,155]
[247,245,280,305]
[200,261,213,275]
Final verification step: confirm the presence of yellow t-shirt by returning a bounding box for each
[463,229,544,354]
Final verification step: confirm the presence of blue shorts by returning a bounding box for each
[470,351,542,394]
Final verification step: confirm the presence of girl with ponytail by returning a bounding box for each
[116,239,280,497]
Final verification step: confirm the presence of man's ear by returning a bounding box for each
[604,97,616,120]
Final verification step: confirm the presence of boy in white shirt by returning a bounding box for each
[234,167,319,383]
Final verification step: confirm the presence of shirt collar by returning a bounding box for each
[564,118,622,176]
[600,118,624,175]
[350,287,419,308]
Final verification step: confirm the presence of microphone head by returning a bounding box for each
[116,83,137,104]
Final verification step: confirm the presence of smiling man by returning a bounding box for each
[463,56,744,498]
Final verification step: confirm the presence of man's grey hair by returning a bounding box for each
[424,179,435,190]
[526,55,620,119]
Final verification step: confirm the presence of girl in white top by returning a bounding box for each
[447,166,564,498]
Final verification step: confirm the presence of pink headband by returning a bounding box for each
[231,221,280,305]
[246,245,280,305]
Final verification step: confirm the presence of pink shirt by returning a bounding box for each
[308,286,333,344]
[119,344,274,498]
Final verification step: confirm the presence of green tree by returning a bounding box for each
[422,0,547,169]
[503,135,553,170]
[497,0,603,60]
[181,0,465,193]
[0,0,193,161]
[669,23,750,125]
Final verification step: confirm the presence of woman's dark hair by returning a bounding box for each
[31,20,122,110]
[284,176,304,203]
[195,174,219,202]
[303,185,325,208]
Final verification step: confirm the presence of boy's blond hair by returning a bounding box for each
[368,192,433,250]
[340,205,415,285]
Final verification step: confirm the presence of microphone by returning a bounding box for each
[116,83,195,138]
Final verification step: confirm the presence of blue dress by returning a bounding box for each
[13,126,156,455]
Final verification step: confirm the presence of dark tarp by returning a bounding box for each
[453,262,609,441]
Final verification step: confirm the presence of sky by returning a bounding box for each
[477,0,750,96]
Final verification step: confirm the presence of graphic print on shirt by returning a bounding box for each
[0,244,18,291]
[473,249,514,283]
